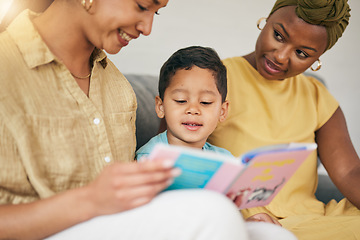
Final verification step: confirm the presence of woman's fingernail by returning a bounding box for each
[166,179,174,186]
[170,168,182,177]
[162,159,175,168]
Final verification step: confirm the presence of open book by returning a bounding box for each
[147,143,317,209]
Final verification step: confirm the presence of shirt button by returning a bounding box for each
[93,118,100,125]
[104,156,111,163]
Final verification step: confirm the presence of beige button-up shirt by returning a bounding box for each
[0,10,137,204]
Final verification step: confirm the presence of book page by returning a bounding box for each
[228,149,313,209]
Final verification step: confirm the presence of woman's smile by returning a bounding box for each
[263,57,286,75]
[117,29,135,47]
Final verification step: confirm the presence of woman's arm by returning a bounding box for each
[315,107,360,208]
[0,161,178,239]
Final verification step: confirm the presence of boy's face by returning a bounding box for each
[156,66,228,148]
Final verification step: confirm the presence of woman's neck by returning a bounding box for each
[32,1,94,77]
[243,52,257,70]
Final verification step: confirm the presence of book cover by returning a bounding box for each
[147,143,317,209]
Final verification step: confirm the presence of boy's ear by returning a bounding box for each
[155,96,165,119]
[219,100,229,122]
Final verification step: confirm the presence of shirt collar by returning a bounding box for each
[91,47,108,68]
[7,10,108,69]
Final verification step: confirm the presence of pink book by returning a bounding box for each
[147,143,317,209]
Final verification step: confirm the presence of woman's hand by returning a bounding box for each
[226,188,250,207]
[0,160,181,239]
[85,160,181,217]
[246,213,282,226]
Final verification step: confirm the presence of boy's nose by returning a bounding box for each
[186,104,200,115]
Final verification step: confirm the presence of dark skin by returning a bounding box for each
[246,6,328,80]
[245,6,360,209]
[316,108,360,208]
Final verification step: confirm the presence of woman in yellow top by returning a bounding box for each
[0,0,258,239]
[208,0,360,239]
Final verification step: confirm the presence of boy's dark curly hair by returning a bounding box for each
[159,46,227,102]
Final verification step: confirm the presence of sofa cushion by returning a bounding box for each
[125,74,161,150]
[316,173,344,203]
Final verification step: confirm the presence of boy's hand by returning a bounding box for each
[246,213,282,226]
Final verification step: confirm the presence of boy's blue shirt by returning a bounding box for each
[136,130,233,160]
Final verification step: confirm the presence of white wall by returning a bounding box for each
[109,0,360,155]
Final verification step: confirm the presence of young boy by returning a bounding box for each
[136,46,230,159]
[135,46,285,227]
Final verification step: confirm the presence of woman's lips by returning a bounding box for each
[264,57,284,74]
[117,29,135,47]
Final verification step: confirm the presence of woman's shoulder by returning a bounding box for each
[294,73,329,91]
[222,56,248,66]
[222,56,257,76]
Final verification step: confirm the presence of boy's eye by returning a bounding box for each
[295,49,309,59]
[201,102,212,105]
[175,100,187,104]
[274,30,283,41]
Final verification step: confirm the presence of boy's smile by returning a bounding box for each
[182,121,203,131]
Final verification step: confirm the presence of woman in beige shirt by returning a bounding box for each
[0,0,258,239]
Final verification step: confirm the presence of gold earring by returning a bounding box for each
[81,0,93,12]
[257,17,267,30]
[311,59,322,71]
